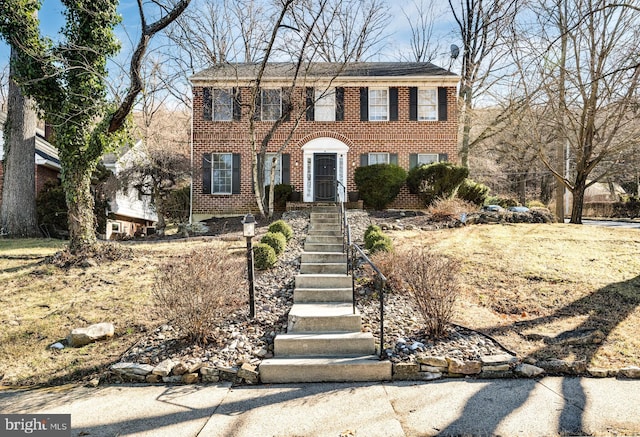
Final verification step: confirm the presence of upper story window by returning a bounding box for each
[315,88,336,122]
[418,88,438,121]
[261,88,282,121]
[368,152,389,165]
[212,88,233,121]
[368,88,388,121]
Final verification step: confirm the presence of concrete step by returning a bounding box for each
[310,212,340,222]
[294,287,353,303]
[304,242,343,252]
[287,303,361,332]
[300,263,347,274]
[308,223,342,233]
[295,274,352,289]
[259,356,392,383]
[301,252,347,264]
[274,332,375,356]
[311,206,339,213]
[305,235,344,244]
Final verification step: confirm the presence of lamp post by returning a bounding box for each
[242,213,256,318]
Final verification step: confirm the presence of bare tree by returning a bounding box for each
[511,0,640,223]
[401,0,441,62]
[448,0,520,168]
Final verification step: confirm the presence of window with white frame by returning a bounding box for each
[261,89,282,121]
[368,88,388,121]
[418,88,438,121]
[212,88,233,121]
[211,153,233,194]
[368,152,390,165]
[111,222,121,233]
[315,87,335,121]
[263,153,282,186]
[417,153,439,166]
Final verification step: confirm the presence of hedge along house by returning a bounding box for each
[190,62,459,221]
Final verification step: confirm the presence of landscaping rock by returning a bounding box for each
[218,367,238,382]
[537,359,586,375]
[201,366,220,383]
[111,363,154,379]
[67,322,115,347]
[417,355,448,367]
[152,359,175,377]
[619,366,640,378]
[555,329,605,345]
[146,374,162,383]
[182,373,199,384]
[393,362,420,380]
[482,364,510,372]
[49,342,65,350]
[479,370,512,379]
[447,358,481,375]
[162,375,183,383]
[420,372,442,381]
[420,365,447,373]
[588,368,610,378]
[514,363,544,378]
[237,363,259,384]
[480,354,516,366]
[171,362,188,376]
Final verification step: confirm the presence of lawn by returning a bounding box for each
[0,237,239,386]
[1,222,638,386]
[392,223,640,369]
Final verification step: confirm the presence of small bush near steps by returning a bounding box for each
[364,225,393,254]
[153,247,244,344]
[268,220,294,241]
[260,231,287,255]
[253,243,278,270]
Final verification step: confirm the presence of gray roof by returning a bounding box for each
[191,62,457,82]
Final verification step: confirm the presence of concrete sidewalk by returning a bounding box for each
[1,377,639,436]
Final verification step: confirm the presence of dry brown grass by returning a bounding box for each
[0,238,237,386]
[393,223,640,369]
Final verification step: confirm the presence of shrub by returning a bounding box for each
[406,162,469,206]
[36,180,69,238]
[526,200,547,209]
[364,224,382,241]
[265,184,294,209]
[613,197,640,219]
[365,229,393,254]
[457,179,489,206]
[354,164,407,210]
[268,219,294,241]
[370,250,404,292]
[428,197,477,222]
[485,195,517,208]
[153,246,244,344]
[395,249,460,338]
[165,186,191,224]
[253,243,278,270]
[261,231,287,255]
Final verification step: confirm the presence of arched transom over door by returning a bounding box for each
[301,137,350,202]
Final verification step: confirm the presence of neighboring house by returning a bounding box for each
[102,140,157,239]
[0,112,61,209]
[190,62,459,221]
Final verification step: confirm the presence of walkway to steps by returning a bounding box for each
[260,204,392,383]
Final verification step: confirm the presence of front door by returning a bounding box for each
[314,153,337,201]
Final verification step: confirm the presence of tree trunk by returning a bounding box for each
[0,49,39,238]
[570,185,584,224]
[459,88,472,168]
[64,166,97,251]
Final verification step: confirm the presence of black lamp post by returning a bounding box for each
[242,213,256,318]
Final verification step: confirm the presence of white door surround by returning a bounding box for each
[301,137,349,202]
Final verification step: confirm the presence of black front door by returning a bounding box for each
[314,153,337,201]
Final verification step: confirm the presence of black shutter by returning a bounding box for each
[203,88,212,121]
[409,154,418,169]
[360,87,368,121]
[409,87,418,121]
[360,154,368,166]
[282,153,290,184]
[390,153,398,165]
[253,89,262,121]
[389,87,399,121]
[282,87,292,122]
[438,87,448,121]
[233,87,242,121]
[335,87,344,121]
[306,87,315,121]
[232,154,241,194]
[202,153,212,194]
[438,153,448,162]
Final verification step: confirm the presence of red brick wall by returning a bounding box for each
[35,165,60,198]
[192,85,458,216]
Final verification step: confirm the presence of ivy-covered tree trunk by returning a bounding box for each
[63,164,97,249]
[0,49,39,237]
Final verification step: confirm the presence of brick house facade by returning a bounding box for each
[190,63,459,221]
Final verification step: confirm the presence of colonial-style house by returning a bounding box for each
[190,62,459,221]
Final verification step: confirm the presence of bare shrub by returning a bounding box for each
[370,250,405,292]
[427,197,478,221]
[153,246,245,344]
[395,249,460,338]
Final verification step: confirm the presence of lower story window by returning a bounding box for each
[212,153,233,194]
[263,153,282,186]
[368,152,389,165]
[417,153,439,166]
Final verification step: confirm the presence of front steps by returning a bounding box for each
[260,204,391,383]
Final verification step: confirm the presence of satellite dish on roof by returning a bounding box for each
[450,44,460,60]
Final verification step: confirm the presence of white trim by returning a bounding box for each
[301,137,349,202]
